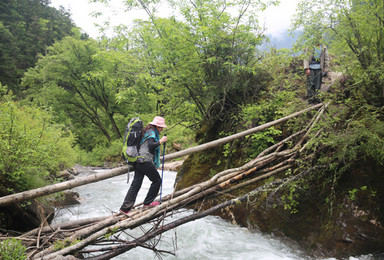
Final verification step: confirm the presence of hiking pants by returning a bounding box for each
[307,68,322,101]
[120,161,162,212]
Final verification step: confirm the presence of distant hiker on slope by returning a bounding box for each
[304,39,330,104]
[119,116,167,214]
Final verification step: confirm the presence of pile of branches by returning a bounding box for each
[1,103,329,259]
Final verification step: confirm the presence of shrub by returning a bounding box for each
[0,238,27,260]
[319,104,384,172]
[240,90,300,159]
[0,89,76,192]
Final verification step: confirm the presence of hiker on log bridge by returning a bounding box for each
[0,103,330,259]
[119,116,168,214]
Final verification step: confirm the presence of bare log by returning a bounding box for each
[0,166,130,207]
[22,217,108,237]
[164,103,323,161]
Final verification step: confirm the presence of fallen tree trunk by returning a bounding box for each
[164,103,323,161]
[85,179,286,260]
[0,166,129,207]
[22,216,108,237]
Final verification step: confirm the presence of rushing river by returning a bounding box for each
[53,169,374,260]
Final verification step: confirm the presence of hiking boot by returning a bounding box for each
[144,201,160,207]
[119,209,130,215]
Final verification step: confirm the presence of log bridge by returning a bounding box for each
[0,102,328,259]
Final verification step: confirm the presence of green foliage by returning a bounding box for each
[240,90,299,158]
[24,0,276,157]
[22,36,149,150]
[108,0,274,127]
[0,0,75,94]
[163,124,196,151]
[76,139,123,166]
[245,128,282,158]
[281,183,300,214]
[0,238,27,260]
[104,227,119,239]
[53,238,81,251]
[209,168,218,178]
[348,186,367,201]
[319,104,384,173]
[287,102,384,219]
[0,90,76,192]
[222,143,231,158]
[260,48,297,83]
[18,0,275,161]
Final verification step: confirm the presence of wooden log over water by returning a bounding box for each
[0,166,129,206]
[164,103,323,161]
[0,103,323,208]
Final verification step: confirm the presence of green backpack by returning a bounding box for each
[121,117,143,164]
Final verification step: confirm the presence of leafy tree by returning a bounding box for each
[0,21,20,92]
[0,0,75,95]
[292,0,384,106]
[22,36,154,150]
[102,0,275,129]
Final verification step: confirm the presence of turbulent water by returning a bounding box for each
[53,170,375,260]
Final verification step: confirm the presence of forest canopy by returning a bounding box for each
[0,0,77,95]
[21,0,277,151]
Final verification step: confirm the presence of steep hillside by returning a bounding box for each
[175,56,384,258]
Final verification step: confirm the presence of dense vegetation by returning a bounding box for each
[0,1,383,255]
[0,0,76,96]
[0,84,76,194]
[0,0,78,194]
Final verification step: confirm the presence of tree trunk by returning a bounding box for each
[164,103,323,161]
[0,166,130,207]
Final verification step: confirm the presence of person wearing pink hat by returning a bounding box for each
[120,116,167,214]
